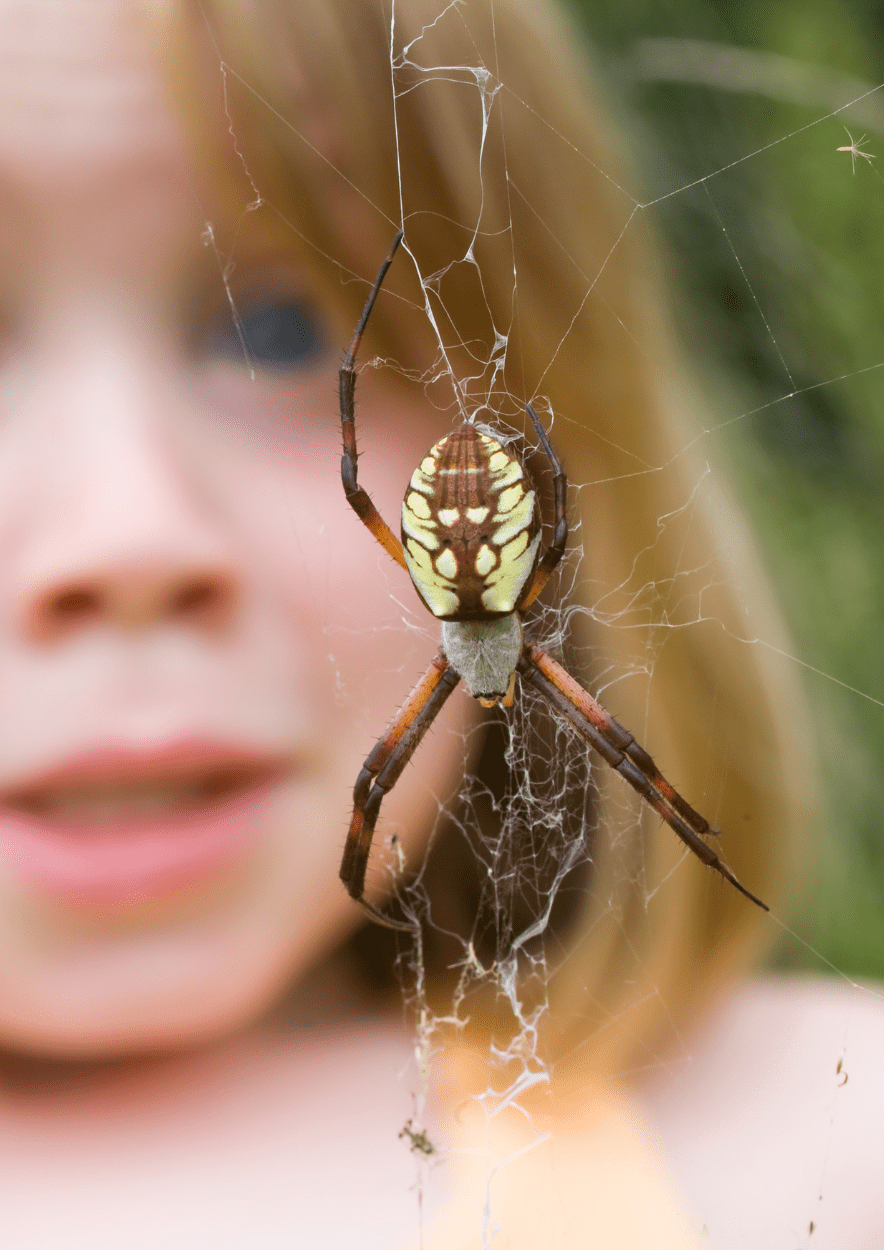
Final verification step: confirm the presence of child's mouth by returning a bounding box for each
[14,768,257,823]
[0,744,291,906]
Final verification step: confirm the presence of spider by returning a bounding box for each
[338,231,767,930]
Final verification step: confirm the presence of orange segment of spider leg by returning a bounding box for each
[520,644,767,910]
[340,652,460,928]
[339,445,408,571]
[526,644,717,835]
[338,371,407,571]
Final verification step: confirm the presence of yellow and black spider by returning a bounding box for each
[338,232,766,930]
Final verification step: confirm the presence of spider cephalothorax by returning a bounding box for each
[337,232,766,930]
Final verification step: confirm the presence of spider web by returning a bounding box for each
[197,3,884,1246]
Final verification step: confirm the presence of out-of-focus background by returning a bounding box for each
[567,0,884,977]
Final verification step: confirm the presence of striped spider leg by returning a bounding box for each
[517,645,766,909]
[338,235,766,930]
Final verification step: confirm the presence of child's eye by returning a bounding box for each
[208,296,326,370]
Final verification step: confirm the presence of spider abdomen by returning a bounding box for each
[401,424,542,621]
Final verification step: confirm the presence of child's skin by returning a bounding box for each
[0,6,470,1242]
[0,0,469,1057]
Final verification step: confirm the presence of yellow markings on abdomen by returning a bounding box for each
[405,538,433,572]
[402,503,440,550]
[495,484,523,514]
[402,451,460,615]
[501,529,530,561]
[481,530,542,613]
[401,421,541,620]
[403,541,459,616]
[402,468,440,549]
[475,544,495,576]
[435,546,458,579]
[489,459,523,489]
[492,489,536,548]
[406,491,431,519]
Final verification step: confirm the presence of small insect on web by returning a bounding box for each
[837,127,875,175]
[338,231,768,931]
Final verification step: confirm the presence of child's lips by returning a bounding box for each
[0,741,293,905]
[11,766,269,822]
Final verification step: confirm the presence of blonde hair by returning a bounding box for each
[175,0,811,1076]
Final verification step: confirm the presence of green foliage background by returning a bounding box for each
[568,0,884,975]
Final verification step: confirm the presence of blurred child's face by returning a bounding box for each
[0,0,465,1055]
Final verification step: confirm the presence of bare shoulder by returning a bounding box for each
[0,1024,428,1249]
[639,975,884,1248]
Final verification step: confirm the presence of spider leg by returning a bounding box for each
[518,643,768,910]
[341,651,461,930]
[338,230,408,572]
[517,402,569,612]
